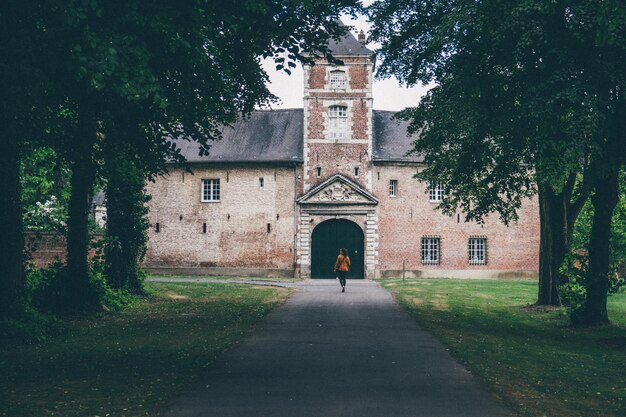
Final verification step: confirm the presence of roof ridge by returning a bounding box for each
[252,108,304,112]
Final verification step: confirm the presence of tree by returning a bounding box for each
[369,0,626,322]
[1,1,361,315]
[102,141,150,294]
[0,1,61,318]
[572,169,626,277]
[368,0,594,306]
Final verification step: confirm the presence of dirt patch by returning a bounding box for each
[475,293,495,299]
[166,293,190,301]
[432,299,450,311]
[409,297,424,306]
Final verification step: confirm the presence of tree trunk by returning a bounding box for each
[0,123,25,318]
[581,165,620,324]
[536,183,569,305]
[580,93,626,325]
[65,112,99,314]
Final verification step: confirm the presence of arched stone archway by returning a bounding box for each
[310,219,364,279]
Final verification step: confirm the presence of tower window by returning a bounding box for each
[328,105,348,139]
[354,167,360,177]
[259,177,264,188]
[330,70,347,89]
[316,166,322,177]
[389,180,398,197]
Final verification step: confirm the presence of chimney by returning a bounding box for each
[358,30,366,44]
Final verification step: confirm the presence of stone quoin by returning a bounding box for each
[144,26,540,279]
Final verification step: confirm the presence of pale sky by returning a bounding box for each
[261,11,431,111]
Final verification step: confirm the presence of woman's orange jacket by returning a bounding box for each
[334,254,351,272]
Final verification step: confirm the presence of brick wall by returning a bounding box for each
[25,232,66,268]
[308,65,326,89]
[349,65,369,90]
[307,100,325,139]
[145,165,298,270]
[25,232,103,269]
[373,164,540,277]
[305,142,369,190]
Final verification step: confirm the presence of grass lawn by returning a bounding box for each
[380,278,626,417]
[0,282,292,417]
[148,275,300,282]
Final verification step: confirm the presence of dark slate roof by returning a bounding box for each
[372,111,423,162]
[173,109,303,163]
[174,109,421,164]
[327,21,374,56]
[91,191,106,207]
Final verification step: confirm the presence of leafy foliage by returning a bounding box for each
[25,259,135,316]
[560,252,624,324]
[368,0,594,224]
[368,1,626,318]
[102,142,150,293]
[572,170,626,274]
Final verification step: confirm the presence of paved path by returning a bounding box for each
[163,280,512,417]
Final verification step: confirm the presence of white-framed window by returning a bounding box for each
[468,236,487,265]
[429,182,446,202]
[389,179,398,197]
[421,236,440,265]
[328,105,348,139]
[201,179,220,202]
[330,70,347,89]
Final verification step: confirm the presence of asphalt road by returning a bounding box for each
[163,279,512,417]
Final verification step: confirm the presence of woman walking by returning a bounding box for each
[334,248,351,293]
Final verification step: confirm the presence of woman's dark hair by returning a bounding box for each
[340,248,348,256]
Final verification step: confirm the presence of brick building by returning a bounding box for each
[145,29,540,279]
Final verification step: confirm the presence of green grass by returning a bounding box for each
[148,275,301,282]
[0,282,292,417]
[380,278,626,417]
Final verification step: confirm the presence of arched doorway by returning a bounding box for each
[311,219,364,279]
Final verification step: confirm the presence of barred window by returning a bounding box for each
[421,236,440,265]
[328,105,348,139]
[469,236,487,265]
[429,182,446,202]
[201,179,220,202]
[389,179,398,197]
[330,70,347,89]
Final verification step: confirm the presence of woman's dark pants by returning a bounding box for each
[338,271,347,288]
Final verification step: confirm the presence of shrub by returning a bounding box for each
[25,260,137,316]
[559,252,625,323]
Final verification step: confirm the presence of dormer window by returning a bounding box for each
[330,70,347,89]
[328,105,348,139]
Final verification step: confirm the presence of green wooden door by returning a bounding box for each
[311,219,364,279]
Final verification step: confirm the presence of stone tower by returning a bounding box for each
[296,27,378,279]
[302,27,375,193]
